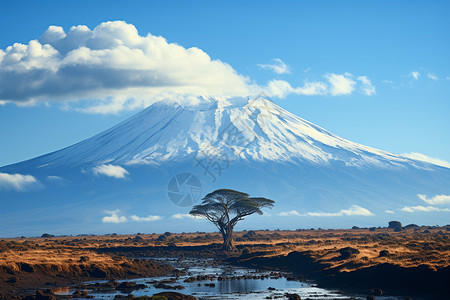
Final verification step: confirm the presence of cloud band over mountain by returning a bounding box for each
[0,21,375,114]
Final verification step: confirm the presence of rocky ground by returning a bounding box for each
[0,225,449,299]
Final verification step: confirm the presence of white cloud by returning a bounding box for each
[0,20,378,113]
[306,205,373,217]
[265,72,375,99]
[403,152,450,169]
[93,164,129,179]
[410,71,420,80]
[265,80,327,98]
[418,194,450,205]
[427,73,438,80]
[0,21,255,113]
[278,210,303,217]
[258,58,290,74]
[278,205,373,217]
[102,209,128,223]
[385,210,394,214]
[357,76,376,96]
[131,214,163,222]
[401,205,450,213]
[0,172,38,191]
[325,73,356,96]
[171,213,204,220]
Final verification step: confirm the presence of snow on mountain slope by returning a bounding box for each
[2,96,434,171]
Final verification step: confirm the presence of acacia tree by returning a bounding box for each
[189,189,275,250]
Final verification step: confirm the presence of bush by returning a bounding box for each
[79,256,90,262]
[338,247,360,259]
[41,233,55,238]
[404,224,418,229]
[157,235,167,241]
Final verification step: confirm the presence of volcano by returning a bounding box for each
[1,96,449,236]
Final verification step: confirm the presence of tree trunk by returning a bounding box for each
[221,226,235,251]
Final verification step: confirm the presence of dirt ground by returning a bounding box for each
[0,225,449,299]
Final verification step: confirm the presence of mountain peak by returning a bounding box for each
[2,94,434,171]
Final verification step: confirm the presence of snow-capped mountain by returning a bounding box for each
[5,96,430,170]
[1,96,449,236]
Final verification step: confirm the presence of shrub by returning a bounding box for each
[157,235,167,241]
[404,224,418,229]
[338,247,360,259]
[41,233,55,238]
[79,256,90,262]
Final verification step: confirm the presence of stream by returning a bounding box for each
[57,257,404,299]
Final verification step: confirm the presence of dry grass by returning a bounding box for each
[2,226,448,273]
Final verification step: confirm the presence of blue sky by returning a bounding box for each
[0,0,449,166]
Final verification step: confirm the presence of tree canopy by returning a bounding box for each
[189,189,275,250]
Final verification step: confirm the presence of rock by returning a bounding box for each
[153,292,198,300]
[285,293,301,300]
[388,221,402,230]
[378,250,390,257]
[117,281,147,291]
[267,287,276,290]
[366,296,376,300]
[154,282,185,290]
